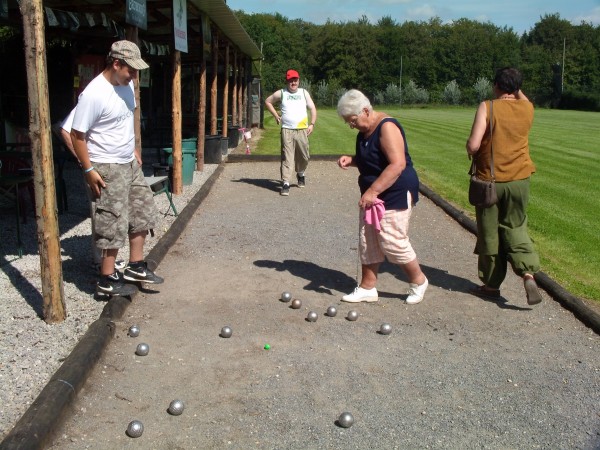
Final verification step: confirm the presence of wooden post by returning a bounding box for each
[243,64,249,127]
[222,43,230,138]
[126,27,143,153]
[210,31,218,135]
[238,59,244,126]
[172,50,183,194]
[197,45,206,171]
[20,0,66,322]
[231,50,237,127]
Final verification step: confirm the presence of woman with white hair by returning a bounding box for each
[337,89,428,304]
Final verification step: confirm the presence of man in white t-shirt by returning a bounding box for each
[71,40,163,297]
[265,69,317,196]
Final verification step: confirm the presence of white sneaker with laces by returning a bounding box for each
[342,286,379,303]
[406,278,428,304]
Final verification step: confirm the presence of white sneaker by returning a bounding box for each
[342,286,379,303]
[406,278,428,304]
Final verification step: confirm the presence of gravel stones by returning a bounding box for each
[0,163,217,437]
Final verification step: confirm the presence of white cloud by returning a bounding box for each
[572,6,600,24]
[406,4,437,21]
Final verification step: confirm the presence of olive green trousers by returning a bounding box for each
[474,178,540,289]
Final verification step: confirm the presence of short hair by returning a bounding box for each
[337,89,373,117]
[494,67,523,94]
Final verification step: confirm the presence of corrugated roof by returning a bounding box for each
[11,0,262,61]
[190,0,262,60]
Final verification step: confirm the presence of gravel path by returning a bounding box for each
[36,160,600,449]
[0,159,217,439]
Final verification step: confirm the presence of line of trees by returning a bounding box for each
[235,12,600,110]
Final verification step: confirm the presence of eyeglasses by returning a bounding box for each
[346,110,365,128]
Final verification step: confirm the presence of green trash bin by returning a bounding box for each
[163,146,196,185]
[182,138,197,150]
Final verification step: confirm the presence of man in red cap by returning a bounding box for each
[265,69,318,196]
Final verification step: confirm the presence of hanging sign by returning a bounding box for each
[201,13,211,60]
[173,0,188,53]
[126,0,147,30]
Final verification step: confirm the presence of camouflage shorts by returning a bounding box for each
[93,161,158,250]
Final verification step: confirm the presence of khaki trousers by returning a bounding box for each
[475,178,540,288]
[280,128,310,184]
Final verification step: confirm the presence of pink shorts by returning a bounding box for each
[359,192,417,265]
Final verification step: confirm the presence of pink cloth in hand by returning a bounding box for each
[364,199,385,232]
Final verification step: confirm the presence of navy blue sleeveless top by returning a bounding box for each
[354,117,419,210]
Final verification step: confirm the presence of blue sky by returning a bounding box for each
[225,0,600,35]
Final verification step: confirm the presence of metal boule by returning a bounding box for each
[346,310,359,321]
[220,326,233,338]
[307,311,318,322]
[338,411,354,428]
[128,325,140,337]
[135,343,149,356]
[281,291,292,302]
[126,420,144,438]
[291,299,302,309]
[379,323,392,335]
[168,399,185,416]
[326,306,337,317]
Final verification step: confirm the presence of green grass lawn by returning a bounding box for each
[256,107,600,301]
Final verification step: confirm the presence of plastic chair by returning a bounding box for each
[0,154,35,223]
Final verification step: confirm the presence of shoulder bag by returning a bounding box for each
[468,100,498,208]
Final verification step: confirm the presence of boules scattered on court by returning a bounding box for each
[338,412,354,428]
[126,420,144,438]
[291,299,302,309]
[346,310,359,321]
[379,323,392,335]
[326,306,337,317]
[168,399,185,416]
[281,291,292,302]
[307,311,318,322]
[127,325,140,337]
[135,343,149,356]
[220,326,233,338]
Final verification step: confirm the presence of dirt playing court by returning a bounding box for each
[47,161,600,449]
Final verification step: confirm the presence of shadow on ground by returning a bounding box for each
[254,258,530,311]
[231,177,281,193]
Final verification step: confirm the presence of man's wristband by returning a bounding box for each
[310,123,315,127]
[83,166,95,174]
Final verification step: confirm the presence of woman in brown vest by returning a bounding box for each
[466,67,543,306]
